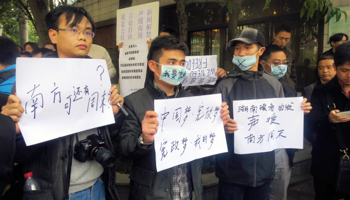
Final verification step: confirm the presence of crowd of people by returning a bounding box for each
[0,4,349,200]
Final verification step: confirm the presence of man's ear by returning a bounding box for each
[148,60,157,73]
[49,29,58,44]
[258,47,266,56]
[259,60,264,65]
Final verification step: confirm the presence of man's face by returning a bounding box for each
[337,62,350,86]
[25,45,33,53]
[262,51,287,73]
[150,49,185,86]
[331,36,347,50]
[49,14,93,58]
[234,43,260,57]
[318,59,336,83]
[273,31,291,48]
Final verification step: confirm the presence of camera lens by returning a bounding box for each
[92,147,116,168]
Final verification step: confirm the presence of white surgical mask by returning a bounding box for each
[153,61,187,85]
[232,48,262,71]
[263,61,288,79]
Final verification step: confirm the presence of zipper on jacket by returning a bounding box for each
[254,154,257,187]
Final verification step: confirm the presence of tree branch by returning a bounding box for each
[13,0,35,28]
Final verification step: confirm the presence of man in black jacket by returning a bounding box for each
[0,114,16,198]
[1,6,123,200]
[307,42,350,200]
[118,35,230,200]
[215,28,311,200]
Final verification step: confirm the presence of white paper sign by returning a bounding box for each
[181,55,218,86]
[119,39,148,97]
[154,94,227,172]
[233,97,304,154]
[116,2,159,44]
[16,58,115,146]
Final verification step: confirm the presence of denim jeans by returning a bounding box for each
[69,177,105,200]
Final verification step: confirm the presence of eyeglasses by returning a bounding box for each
[57,28,95,38]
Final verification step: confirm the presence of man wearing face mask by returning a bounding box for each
[118,35,230,199]
[260,45,298,200]
[214,28,311,200]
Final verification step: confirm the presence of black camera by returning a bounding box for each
[74,134,115,168]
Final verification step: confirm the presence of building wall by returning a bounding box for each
[78,0,119,23]
[323,0,350,52]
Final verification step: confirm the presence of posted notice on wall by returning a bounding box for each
[16,58,115,146]
[119,39,148,97]
[181,55,218,87]
[116,1,159,44]
[233,97,304,154]
[154,94,227,172]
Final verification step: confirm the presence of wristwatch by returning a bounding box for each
[138,134,153,146]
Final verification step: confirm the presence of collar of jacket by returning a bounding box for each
[227,64,264,81]
[325,76,343,94]
[42,51,91,59]
[146,80,183,98]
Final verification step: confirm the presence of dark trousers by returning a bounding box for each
[314,178,350,200]
[218,180,271,200]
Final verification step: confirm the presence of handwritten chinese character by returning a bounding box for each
[250,105,258,114]
[181,106,191,127]
[238,105,248,113]
[247,115,259,131]
[173,107,182,123]
[87,92,99,112]
[171,140,180,152]
[205,106,213,120]
[194,135,201,149]
[268,130,275,141]
[160,140,168,161]
[181,137,188,156]
[160,107,170,132]
[276,129,286,139]
[257,134,265,144]
[268,103,274,112]
[25,84,44,119]
[51,83,61,103]
[195,104,204,121]
[266,113,280,125]
[208,132,216,150]
[212,106,220,123]
[285,103,294,111]
[245,134,255,144]
[259,103,267,111]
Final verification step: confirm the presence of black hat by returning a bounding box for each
[228,28,265,47]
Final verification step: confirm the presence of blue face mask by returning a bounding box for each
[232,48,262,71]
[154,62,187,85]
[263,61,288,79]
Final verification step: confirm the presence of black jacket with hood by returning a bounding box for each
[214,65,284,187]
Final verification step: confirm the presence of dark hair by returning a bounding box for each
[317,55,334,67]
[144,35,189,86]
[18,45,23,52]
[45,6,95,32]
[32,48,55,57]
[160,27,179,39]
[274,24,291,35]
[24,42,39,52]
[20,52,32,57]
[329,33,349,47]
[334,42,350,67]
[260,45,285,61]
[0,36,20,66]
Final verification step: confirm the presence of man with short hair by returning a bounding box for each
[323,33,348,56]
[118,35,230,199]
[307,42,350,200]
[272,24,297,87]
[303,55,336,101]
[0,36,19,96]
[215,28,310,200]
[1,6,123,200]
[260,45,301,200]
